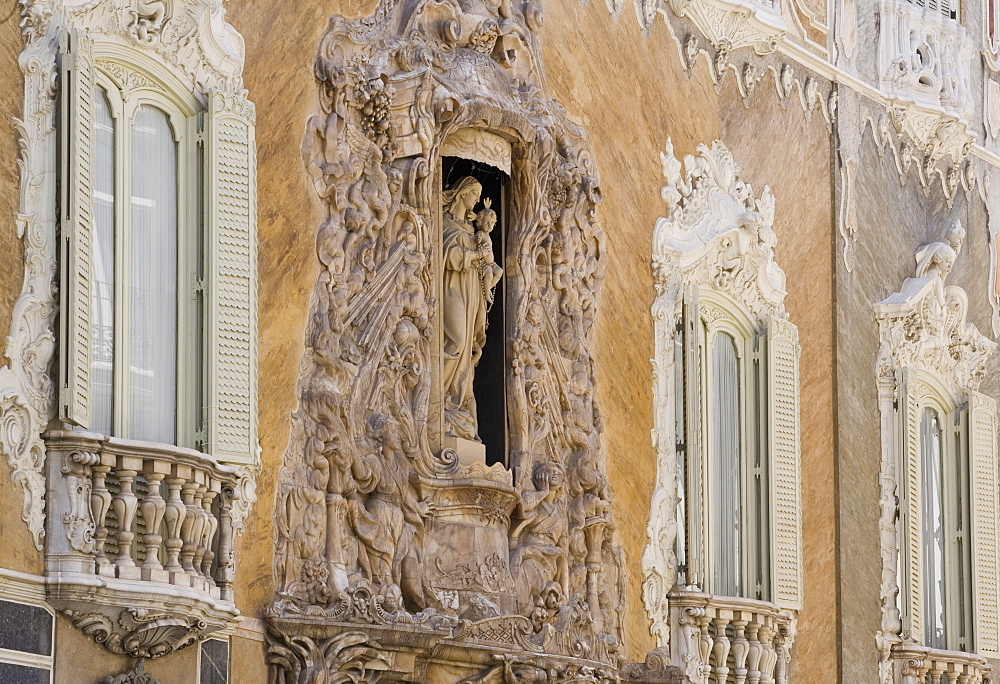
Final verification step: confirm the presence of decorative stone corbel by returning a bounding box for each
[65,608,208,660]
[104,660,160,684]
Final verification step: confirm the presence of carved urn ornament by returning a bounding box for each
[266,0,642,681]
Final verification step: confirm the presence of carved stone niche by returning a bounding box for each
[265,0,664,681]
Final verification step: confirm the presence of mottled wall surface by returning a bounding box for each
[225,0,839,673]
[0,13,43,578]
[835,91,1000,682]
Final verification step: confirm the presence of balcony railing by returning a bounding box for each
[890,643,989,684]
[669,590,795,684]
[43,431,242,658]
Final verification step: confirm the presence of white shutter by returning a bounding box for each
[683,285,704,588]
[969,390,1000,657]
[58,30,96,428]
[204,91,257,463]
[766,316,802,610]
[898,368,923,641]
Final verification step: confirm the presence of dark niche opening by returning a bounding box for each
[443,156,508,467]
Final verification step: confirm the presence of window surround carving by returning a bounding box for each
[8,0,258,660]
[874,221,999,684]
[644,139,802,676]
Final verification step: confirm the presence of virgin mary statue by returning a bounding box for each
[441,176,501,440]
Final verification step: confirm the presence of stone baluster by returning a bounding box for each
[190,477,210,580]
[180,478,204,576]
[200,481,220,581]
[731,617,750,684]
[711,615,732,683]
[162,468,188,574]
[746,620,763,684]
[111,457,142,568]
[140,459,169,575]
[927,662,946,684]
[215,485,236,602]
[945,665,961,684]
[90,455,115,573]
[758,620,777,683]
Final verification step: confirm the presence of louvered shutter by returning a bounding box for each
[766,316,802,610]
[682,285,704,588]
[898,368,923,641]
[969,390,1000,657]
[58,30,96,428]
[204,91,257,463]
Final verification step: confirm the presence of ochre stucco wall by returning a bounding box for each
[0,12,44,579]
[224,0,839,675]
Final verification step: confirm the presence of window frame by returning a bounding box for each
[0,598,55,683]
[689,289,772,602]
[74,44,206,450]
[898,368,974,652]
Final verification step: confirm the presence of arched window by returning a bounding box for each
[59,32,257,463]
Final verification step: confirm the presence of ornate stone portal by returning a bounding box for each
[266,0,669,682]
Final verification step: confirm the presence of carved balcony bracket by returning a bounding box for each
[664,0,785,57]
[45,431,244,657]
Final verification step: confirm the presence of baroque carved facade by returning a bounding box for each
[264,0,660,680]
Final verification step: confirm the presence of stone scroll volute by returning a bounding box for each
[268,0,624,680]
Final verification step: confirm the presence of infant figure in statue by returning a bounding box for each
[474,199,503,304]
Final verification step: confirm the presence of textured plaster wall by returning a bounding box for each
[223,0,840,675]
[0,14,43,578]
[834,92,1000,681]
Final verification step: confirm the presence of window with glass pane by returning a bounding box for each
[92,87,180,445]
[710,331,742,597]
[921,407,947,649]
[128,105,177,443]
[92,90,115,435]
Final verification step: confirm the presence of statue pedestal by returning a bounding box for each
[415,468,517,618]
[443,436,486,466]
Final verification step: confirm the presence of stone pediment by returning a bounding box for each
[875,223,996,393]
[653,138,786,320]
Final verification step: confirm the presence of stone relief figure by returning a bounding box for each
[509,463,569,613]
[269,0,631,676]
[442,176,503,440]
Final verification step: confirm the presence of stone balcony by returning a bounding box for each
[877,0,975,119]
[43,431,243,659]
[668,590,795,684]
[889,643,990,684]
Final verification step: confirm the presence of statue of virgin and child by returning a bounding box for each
[441,176,504,441]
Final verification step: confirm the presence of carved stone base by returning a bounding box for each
[443,436,486,466]
[266,618,628,684]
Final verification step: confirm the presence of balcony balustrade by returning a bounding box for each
[669,590,795,684]
[43,430,242,658]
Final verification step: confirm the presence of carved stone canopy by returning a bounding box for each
[874,221,997,395]
[653,138,787,321]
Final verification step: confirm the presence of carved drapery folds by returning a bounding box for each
[269,0,623,680]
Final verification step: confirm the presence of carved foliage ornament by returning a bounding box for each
[7,0,251,549]
[270,0,622,678]
[65,608,206,660]
[874,221,996,392]
[653,137,787,319]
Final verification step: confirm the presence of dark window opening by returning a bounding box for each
[443,156,508,467]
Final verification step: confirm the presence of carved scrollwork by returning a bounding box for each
[104,660,160,684]
[65,608,207,660]
[271,0,621,679]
